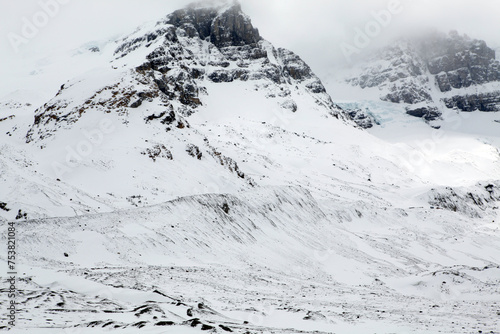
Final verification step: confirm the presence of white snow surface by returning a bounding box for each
[0,7,499,334]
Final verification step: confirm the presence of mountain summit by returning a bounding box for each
[26,1,345,143]
[166,0,261,48]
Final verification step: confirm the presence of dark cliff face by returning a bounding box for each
[443,92,500,112]
[347,31,500,121]
[166,1,261,49]
[422,31,500,92]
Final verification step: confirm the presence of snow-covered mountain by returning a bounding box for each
[343,30,500,124]
[1,2,499,333]
[2,0,351,221]
[27,1,345,143]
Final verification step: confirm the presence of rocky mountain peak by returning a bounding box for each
[25,0,345,143]
[347,30,500,122]
[419,30,495,63]
[166,0,261,48]
[417,30,499,91]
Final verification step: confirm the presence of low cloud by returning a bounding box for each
[1,0,498,96]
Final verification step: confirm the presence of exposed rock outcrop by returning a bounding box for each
[405,106,441,121]
[425,182,500,218]
[347,30,500,121]
[443,92,500,112]
[166,1,261,48]
[347,108,379,129]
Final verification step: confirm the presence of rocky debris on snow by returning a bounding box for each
[425,182,500,217]
[0,202,10,212]
[186,144,203,159]
[141,144,173,162]
[405,106,441,121]
[15,209,28,220]
[347,108,379,128]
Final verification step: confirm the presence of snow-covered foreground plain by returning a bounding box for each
[1,186,499,333]
[1,95,499,332]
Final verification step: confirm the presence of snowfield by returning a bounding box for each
[1,1,500,333]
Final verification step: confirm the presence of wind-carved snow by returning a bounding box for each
[1,185,499,333]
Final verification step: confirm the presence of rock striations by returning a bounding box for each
[347,30,500,122]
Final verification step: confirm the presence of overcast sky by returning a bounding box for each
[1,0,500,98]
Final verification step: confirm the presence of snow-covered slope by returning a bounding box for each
[1,185,499,333]
[1,0,350,221]
[1,1,499,333]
